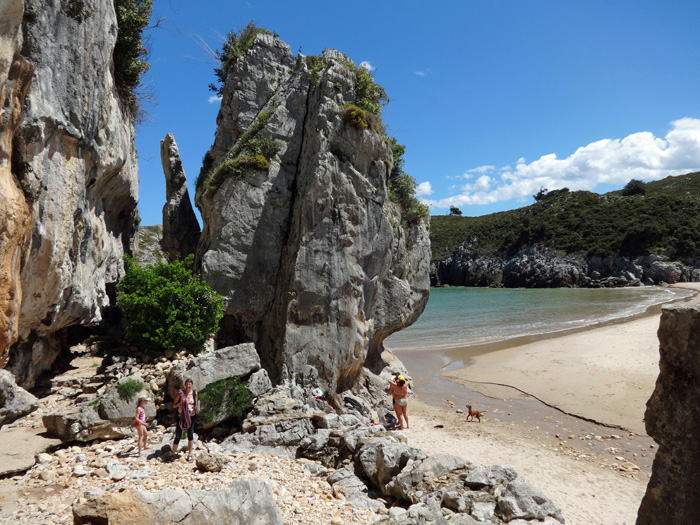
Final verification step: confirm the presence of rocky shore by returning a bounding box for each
[431,243,700,288]
[0,340,565,524]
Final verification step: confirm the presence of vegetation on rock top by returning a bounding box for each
[430,172,700,263]
[208,21,274,96]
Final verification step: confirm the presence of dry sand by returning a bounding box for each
[395,283,700,525]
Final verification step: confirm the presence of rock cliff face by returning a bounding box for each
[432,243,700,288]
[195,35,430,395]
[0,0,139,387]
[637,303,700,524]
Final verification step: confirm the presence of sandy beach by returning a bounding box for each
[395,283,700,525]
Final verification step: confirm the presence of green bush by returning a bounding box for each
[196,109,278,199]
[117,379,144,401]
[387,137,429,226]
[116,255,224,357]
[113,0,152,116]
[340,104,369,130]
[198,377,254,425]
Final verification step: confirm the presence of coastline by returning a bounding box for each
[395,283,700,435]
[392,283,700,525]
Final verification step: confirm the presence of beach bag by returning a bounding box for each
[384,412,398,431]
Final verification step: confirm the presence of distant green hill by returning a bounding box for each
[431,172,700,264]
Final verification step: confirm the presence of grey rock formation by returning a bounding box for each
[160,133,200,261]
[98,374,155,423]
[0,368,38,426]
[167,343,261,398]
[2,0,139,387]
[496,478,566,522]
[432,243,700,288]
[195,35,430,395]
[326,468,385,511]
[43,402,126,442]
[637,303,700,524]
[72,479,282,524]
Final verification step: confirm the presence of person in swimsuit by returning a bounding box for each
[134,394,151,456]
[388,374,411,430]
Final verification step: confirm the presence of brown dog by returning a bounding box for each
[466,404,483,423]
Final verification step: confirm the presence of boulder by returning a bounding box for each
[196,451,231,473]
[637,303,700,524]
[168,343,260,399]
[357,437,427,494]
[326,468,385,511]
[43,402,126,442]
[0,369,39,426]
[72,479,282,524]
[99,374,156,422]
[495,478,565,523]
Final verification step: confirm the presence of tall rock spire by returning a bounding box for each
[160,133,200,261]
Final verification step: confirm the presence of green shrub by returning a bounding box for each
[306,54,329,85]
[117,379,143,401]
[622,179,647,196]
[198,377,254,425]
[209,21,273,96]
[354,66,389,120]
[196,109,278,198]
[113,0,152,117]
[116,255,224,358]
[387,137,429,226]
[65,0,92,22]
[340,104,368,129]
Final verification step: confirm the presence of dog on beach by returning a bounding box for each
[466,404,483,423]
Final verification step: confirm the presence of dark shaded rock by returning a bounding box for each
[0,369,39,427]
[637,303,700,524]
[160,133,200,261]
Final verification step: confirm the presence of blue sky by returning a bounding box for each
[135,0,700,226]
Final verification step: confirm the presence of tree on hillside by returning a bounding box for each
[533,187,548,202]
[622,179,646,196]
[449,206,463,216]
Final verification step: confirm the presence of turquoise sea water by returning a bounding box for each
[385,286,695,351]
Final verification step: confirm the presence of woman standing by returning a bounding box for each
[173,378,198,462]
[134,394,151,456]
[388,375,411,430]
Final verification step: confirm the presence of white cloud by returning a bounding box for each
[424,118,700,209]
[415,181,433,197]
[414,68,431,77]
[360,61,374,72]
[208,95,222,104]
[415,71,426,77]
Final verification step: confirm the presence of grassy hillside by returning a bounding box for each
[431,172,700,263]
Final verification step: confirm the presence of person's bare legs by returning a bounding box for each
[403,405,409,429]
[394,402,405,430]
[187,439,194,460]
